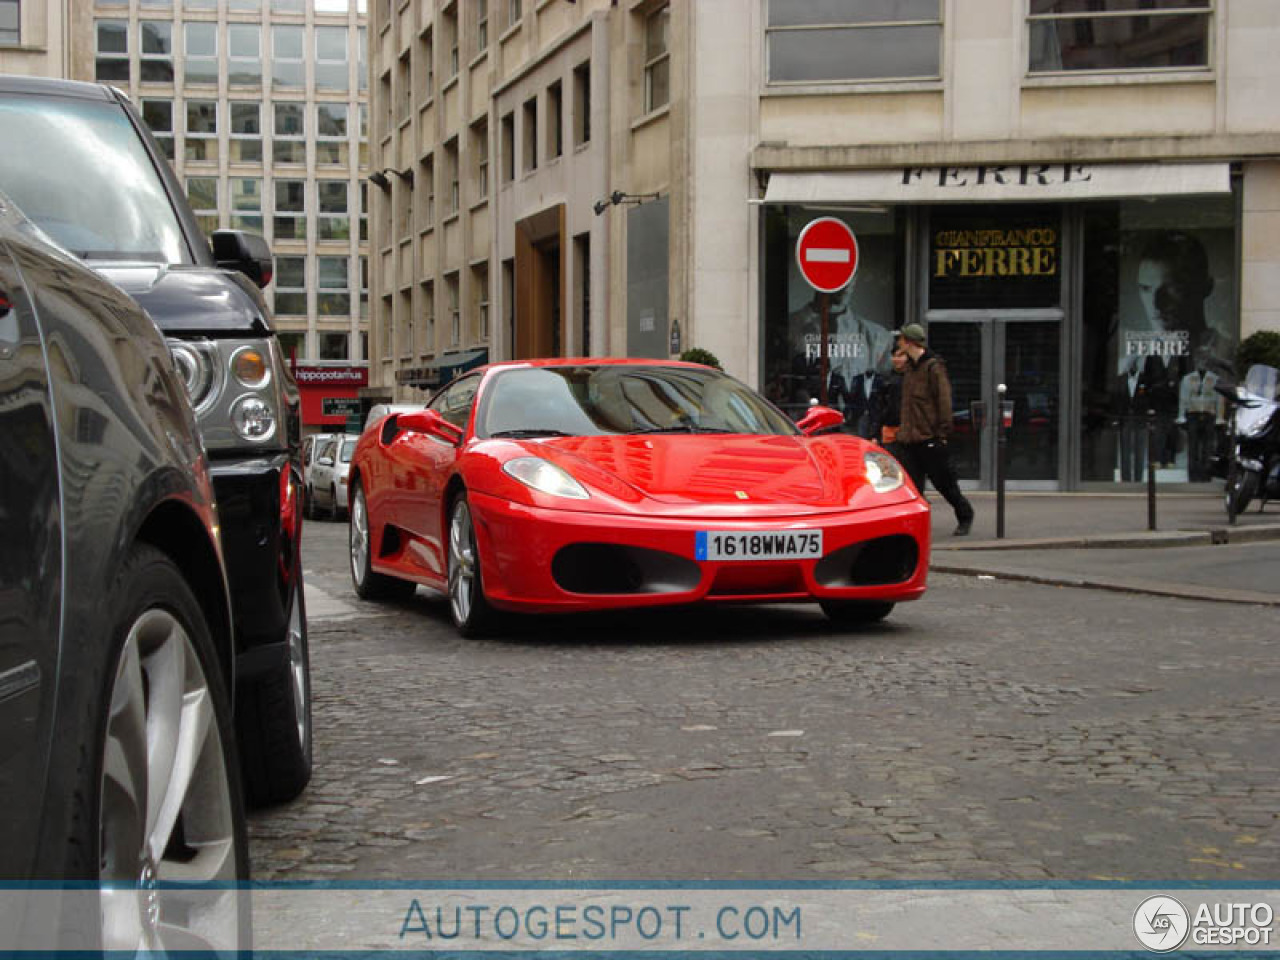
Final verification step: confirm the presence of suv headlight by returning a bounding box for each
[168,336,284,449]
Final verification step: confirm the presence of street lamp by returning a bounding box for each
[593,190,661,215]
[368,167,414,190]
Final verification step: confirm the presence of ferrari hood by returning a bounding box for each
[529,434,872,510]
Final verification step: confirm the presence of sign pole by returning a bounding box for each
[819,292,830,406]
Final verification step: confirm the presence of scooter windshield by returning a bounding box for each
[1243,365,1279,401]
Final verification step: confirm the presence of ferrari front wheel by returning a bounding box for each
[820,600,895,626]
[349,481,416,602]
[448,492,499,637]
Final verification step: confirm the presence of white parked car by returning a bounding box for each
[309,435,358,520]
[303,432,339,520]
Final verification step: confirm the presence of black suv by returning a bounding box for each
[0,76,311,806]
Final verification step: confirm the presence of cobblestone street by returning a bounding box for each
[248,518,1280,881]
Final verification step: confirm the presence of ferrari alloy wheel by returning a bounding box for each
[448,493,498,637]
[99,546,248,952]
[820,599,895,626]
[349,481,416,601]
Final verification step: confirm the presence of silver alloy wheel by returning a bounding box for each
[448,499,476,626]
[99,609,242,952]
[350,485,370,583]
[287,584,309,754]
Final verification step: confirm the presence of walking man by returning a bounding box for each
[896,323,975,536]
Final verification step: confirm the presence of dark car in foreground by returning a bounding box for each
[0,197,247,950]
[0,75,311,805]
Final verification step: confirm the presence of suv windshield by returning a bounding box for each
[0,94,190,264]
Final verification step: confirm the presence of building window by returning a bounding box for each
[573,60,590,146]
[1028,0,1212,74]
[274,255,307,315]
[446,272,460,346]
[475,0,488,54]
[317,180,350,241]
[500,111,514,184]
[317,256,350,317]
[139,20,174,83]
[0,1,20,46]
[643,5,669,112]
[228,23,262,86]
[765,0,942,83]
[186,177,218,236]
[184,99,218,163]
[184,21,217,84]
[521,96,536,174]
[397,49,411,123]
[229,0,262,9]
[316,102,349,164]
[272,25,304,87]
[396,173,412,240]
[314,0,348,12]
[230,177,263,232]
[274,179,307,241]
[358,27,367,92]
[399,289,413,358]
[472,263,489,341]
[230,101,263,162]
[471,117,488,200]
[184,0,217,9]
[316,25,349,91]
[277,330,306,361]
[273,0,304,11]
[320,333,349,360]
[443,2,458,79]
[359,255,369,320]
[421,281,434,353]
[506,0,521,31]
[358,102,369,167]
[273,101,305,163]
[359,181,370,242]
[418,155,435,229]
[142,98,175,160]
[547,79,562,160]
[444,137,459,215]
[419,27,434,98]
[95,20,129,83]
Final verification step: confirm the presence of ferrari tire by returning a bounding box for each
[236,574,313,807]
[52,544,249,951]
[349,480,416,602]
[820,600,895,626]
[447,492,499,637]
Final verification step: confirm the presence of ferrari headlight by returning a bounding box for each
[230,393,277,443]
[502,457,589,500]
[864,449,905,494]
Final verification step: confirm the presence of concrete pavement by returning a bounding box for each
[926,491,1280,605]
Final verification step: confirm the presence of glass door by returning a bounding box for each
[926,316,1063,489]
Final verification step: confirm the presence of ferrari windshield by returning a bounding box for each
[0,94,189,264]
[479,365,799,438]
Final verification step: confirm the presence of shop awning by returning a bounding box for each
[395,348,488,389]
[763,161,1231,205]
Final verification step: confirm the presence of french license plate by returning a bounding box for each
[695,530,823,562]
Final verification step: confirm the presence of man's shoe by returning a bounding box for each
[954,520,972,536]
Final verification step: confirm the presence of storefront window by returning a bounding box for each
[1080,194,1237,485]
[761,205,906,431]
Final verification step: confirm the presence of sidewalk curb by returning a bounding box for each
[940,522,1280,552]
[930,559,1280,607]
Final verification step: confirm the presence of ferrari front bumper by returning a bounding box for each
[468,491,931,614]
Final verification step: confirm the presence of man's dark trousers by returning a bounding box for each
[900,439,974,526]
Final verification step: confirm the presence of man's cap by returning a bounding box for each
[898,322,927,344]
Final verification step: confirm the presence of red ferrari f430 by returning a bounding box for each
[348,360,930,635]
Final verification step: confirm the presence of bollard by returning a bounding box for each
[1146,408,1157,531]
[996,383,1007,540]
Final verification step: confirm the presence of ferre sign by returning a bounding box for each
[903,164,1093,189]
[933,226,1059,280]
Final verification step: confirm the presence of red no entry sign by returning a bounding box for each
[796,217,858,293]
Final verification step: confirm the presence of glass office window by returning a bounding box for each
[230,177,264,232]
[139,20,174,83]
[315,26,348,91]
[766,0,942,83]
[142,98,175,160]
[274,255,307,314]
[316,102,349,165]
[230,101,263,163]
[228,23,262,86]
[274,179,307,240]
[185,99,218,163]
[95,20,130,83]
[272,25,304,87]
[317,180,349,240]
[273,101,305,163]
[1029,0,1212,73]
[317,255,350,316]
[184,21,217,85]
[186,176,218,235]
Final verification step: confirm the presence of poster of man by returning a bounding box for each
[1113,228,1234,481]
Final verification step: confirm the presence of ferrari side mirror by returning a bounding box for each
[398,409,464,445]
[796,404,844,436]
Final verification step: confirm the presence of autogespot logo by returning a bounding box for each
[1134,895,1190,952]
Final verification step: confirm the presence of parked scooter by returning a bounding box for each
[1214,363,1280,523]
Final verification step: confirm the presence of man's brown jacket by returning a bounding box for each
[898,349,954,444]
